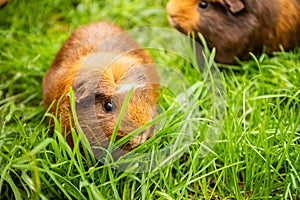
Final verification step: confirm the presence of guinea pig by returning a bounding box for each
[42,22,159,156]
[166,0,300,64]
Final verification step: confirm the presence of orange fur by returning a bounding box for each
[42,22,159,153]
[167,0,200,32]
[273,0,300,50]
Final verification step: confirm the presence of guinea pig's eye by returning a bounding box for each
[103,101,116,113]
[199,0,208,9]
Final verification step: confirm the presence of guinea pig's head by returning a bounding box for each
[166,0,260,63]
[73,53,159,155]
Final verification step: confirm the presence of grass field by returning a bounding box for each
[1,0,300,199]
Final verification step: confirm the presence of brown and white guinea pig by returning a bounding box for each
[42,22,159,155]
[166,0,300,64]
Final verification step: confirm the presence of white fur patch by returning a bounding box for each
[115,84,145,94]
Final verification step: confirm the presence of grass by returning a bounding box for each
[1,0,300,199]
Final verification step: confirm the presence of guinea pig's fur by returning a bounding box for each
[42,22,159,154]
[167,0,300,64]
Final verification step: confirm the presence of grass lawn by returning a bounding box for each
[1,0,300,199]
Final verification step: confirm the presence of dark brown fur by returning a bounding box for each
[42,22,159,156]
[167,0,300,64]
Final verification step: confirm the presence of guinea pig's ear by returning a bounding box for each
[224,0,245,14]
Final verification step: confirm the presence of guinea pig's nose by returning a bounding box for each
[166,3,178,26]
[166,1,184,32]
[129,135,146,148]
[129,128,153,148]
[167,15,176,27]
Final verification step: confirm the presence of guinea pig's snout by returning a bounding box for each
[167,15,176,27]
[166,1,177,26]
[166,0,200,33]
[169,19,186,34]
[129,127,154,148]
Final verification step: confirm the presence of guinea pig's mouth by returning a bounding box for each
[107,128,154,159]
[167,15,176,27]
[116,128,154,151]
[167,15,187,34]
[128,131,150,148]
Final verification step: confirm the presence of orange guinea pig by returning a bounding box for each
[167,0,300,64]
[42,22,159,156]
